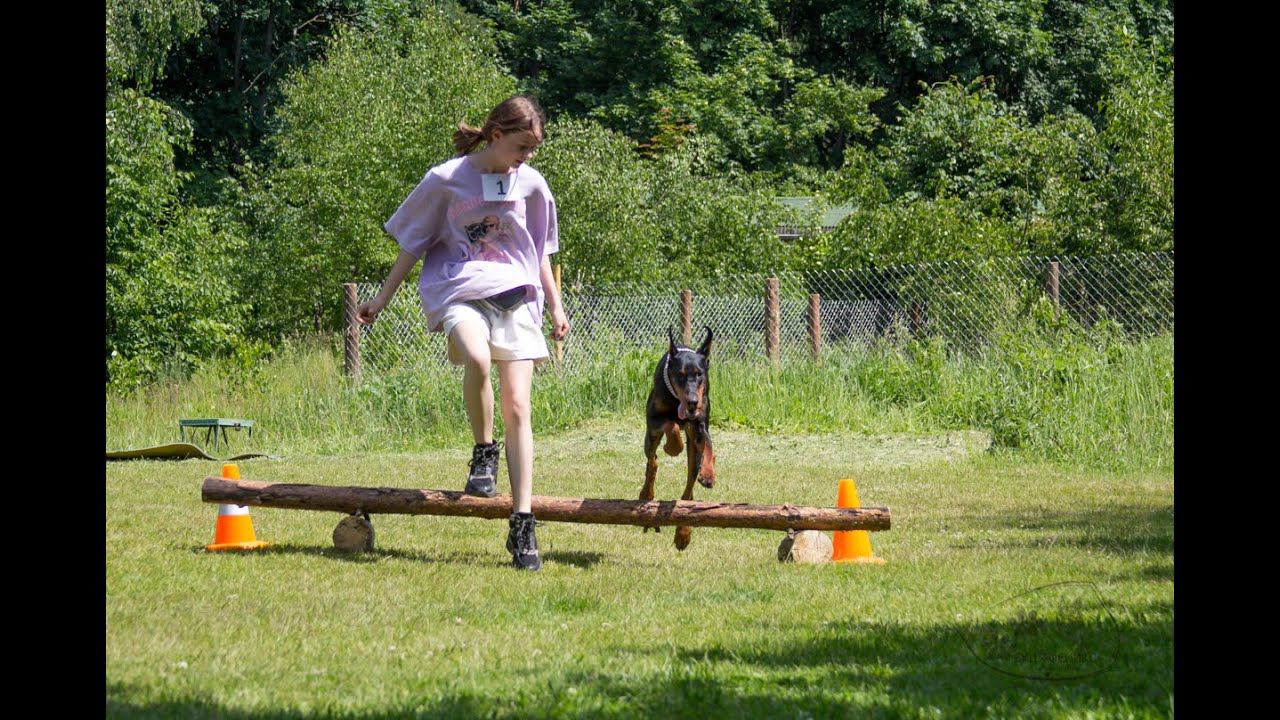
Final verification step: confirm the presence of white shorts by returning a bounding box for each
[441,299,550,366]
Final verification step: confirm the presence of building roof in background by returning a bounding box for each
[774,196,858,235]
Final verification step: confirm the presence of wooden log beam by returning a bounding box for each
[202,477,891,532]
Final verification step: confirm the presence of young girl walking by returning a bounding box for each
[356,95,569,571]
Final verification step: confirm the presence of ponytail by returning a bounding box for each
[453,95,547,157]
[453,122,487,156]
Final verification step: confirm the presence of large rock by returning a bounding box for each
[777,530,832,564]
[333,513,374,552]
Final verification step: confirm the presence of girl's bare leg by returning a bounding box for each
[448,322,494,444]
[495,359,535,513]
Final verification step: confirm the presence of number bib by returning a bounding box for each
[481,171,519,202]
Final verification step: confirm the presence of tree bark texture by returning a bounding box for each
[202,477,891,532]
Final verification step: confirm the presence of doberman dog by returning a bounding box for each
[639,326,717,551]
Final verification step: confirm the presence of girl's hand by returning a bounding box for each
[355,296,388,324]
[551,307,570,341]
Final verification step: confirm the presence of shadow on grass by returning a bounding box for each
[106,689,552,720]
[963,503,1173,556]
[108,601,1172,719]
[186,543,606,569]
[602,600,1172,718]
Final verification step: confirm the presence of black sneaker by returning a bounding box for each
[506,512,542,571]
[464,441,502,497]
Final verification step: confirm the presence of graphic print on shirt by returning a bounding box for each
[462,214,514,263]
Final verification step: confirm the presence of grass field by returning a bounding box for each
[107,413,1173,719]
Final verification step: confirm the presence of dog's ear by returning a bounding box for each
[697,325,713,358]
[667,325,678,357]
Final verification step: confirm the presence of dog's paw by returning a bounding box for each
[642,525,661,534]
[674,526,692,550]
[697,471,716,489]
[662,424,684,456]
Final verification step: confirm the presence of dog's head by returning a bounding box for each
[664,325,712,421]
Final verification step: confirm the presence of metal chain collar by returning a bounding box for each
[661,348,698,399]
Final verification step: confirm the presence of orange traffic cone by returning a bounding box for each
[832,478,885,564]
[206,463,270,552]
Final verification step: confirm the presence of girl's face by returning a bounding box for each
[489,128,542,168]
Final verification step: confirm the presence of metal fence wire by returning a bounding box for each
[350,252,1173,374]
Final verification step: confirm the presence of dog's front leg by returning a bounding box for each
[674,424,699,551]
[695,419,716,489]
[640,425,662,533]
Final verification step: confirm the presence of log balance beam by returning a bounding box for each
[201,476,891,532]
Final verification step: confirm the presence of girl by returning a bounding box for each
[356,95,570,571]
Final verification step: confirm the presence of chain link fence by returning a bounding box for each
[347,252,1173,375]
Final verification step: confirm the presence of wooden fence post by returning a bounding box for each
[553,263,564,364]
[343,283,361,384]
[808,293,821,362]
[1045,260,1060,315]
[680,289,692,345]
[765,277,780,368]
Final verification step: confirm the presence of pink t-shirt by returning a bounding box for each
[384,154,559,332]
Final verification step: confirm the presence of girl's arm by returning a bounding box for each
[540,256,570,341]
[356,249,420,323]
[539,256,563,314]
[377,249,422,302]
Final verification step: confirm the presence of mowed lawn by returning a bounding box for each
[107,418,1172,719]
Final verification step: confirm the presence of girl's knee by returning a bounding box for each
[501,397,531,424]
[449,321,492,366]
[464,355,491,376]
[450,335,491,370]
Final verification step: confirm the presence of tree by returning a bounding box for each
[1096,33,1173,252]
[107,0,204,92]
[106,89,264,389]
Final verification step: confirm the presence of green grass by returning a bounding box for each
[107,326,1172,717]
[107,417,1172,719]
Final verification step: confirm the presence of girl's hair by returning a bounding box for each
[453,94,547,156]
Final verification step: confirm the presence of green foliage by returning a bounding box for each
[843,336,949,406]
[107,88,268,391]
[646,32,884,171]
[819,64,1168,266]
[463,1,890,173]
[825,194,1018,267]
[881,77,1041,206]
[791,0,1171,126]
[153,0,371,178]
[531,119,665,284]
[106,89,190,252]
[773,75,886,168]
[641,135,800,279]
[239,0,802,327]
[471,1,777,123]
[1097,34,1174,253]
[106,0,203,92]
[106,205,270,392]
[875,76,1114,255]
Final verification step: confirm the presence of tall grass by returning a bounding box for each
[107,317,1172,471]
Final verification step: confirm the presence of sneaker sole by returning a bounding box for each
[464,484,498,498]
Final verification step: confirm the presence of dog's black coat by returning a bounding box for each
[640,326,717,550]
